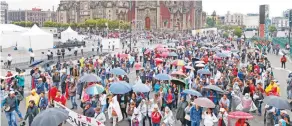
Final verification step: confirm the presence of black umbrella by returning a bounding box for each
[31,108,69,126]
[29,60,44,67]
[171,78,186,86]
[264,96,291,109]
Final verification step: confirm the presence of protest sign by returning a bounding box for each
[54,102,104,126]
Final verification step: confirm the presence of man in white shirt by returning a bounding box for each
[80,46,84,56]
[6,54,12,69]
[30,51,35,64]
[94,106,106,125]
[47,50,51,60]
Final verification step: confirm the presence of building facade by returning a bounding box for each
[243,13,259,29]
[8,8,57,26]
[272,17,289,29]
[283,9,292,18]
[0,1,8,24]
[57,0,204,30]
[224,11,244,26]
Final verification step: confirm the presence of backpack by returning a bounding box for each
[281,57,287,62]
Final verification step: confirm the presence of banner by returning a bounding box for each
[54,102,105,126]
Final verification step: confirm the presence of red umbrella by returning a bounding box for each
[155,44,165,49]
[228,111,254,119]
[134,63,142,70]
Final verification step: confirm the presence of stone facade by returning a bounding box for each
[57,1,204,30]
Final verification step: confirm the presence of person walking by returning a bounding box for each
[2,91,23,126]
[81,46,84,56]
[6,54,12,69]
[47,50,51,60]
[74,46,78,56]
[281,55,287,69]
[24,100,39,126]
[61,48,65,60]
[57,49,61,62]
[69,83,78,109]
[38,92,48,111]
[30,51,35,64]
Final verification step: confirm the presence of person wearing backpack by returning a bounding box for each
[281,55,287,69]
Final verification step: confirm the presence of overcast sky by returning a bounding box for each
[5,0,292,17]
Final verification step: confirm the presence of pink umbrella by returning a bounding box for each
[171,71,187,78]
[160,52,169,57]
[154,58,163,62]
[228,111,254,119]
[119,54,129,59]
[213,55,222,60]
[156,48,168,52]
[185,65,195,70]
[193,97,215,108]
[134,63,141,70]
[144,49,152,54]
[155,44,165,49]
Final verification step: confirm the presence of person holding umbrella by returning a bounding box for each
[176,97,188,125]
[24,100,39,126]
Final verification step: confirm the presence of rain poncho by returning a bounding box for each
[265,82,280,95]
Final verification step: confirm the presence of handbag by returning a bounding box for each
[184,114,190,121]
[112,108,117,116]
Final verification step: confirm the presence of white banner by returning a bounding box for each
[54,102,105,126]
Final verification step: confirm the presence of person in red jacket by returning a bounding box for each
[48,85,58,104]
[281,55,287,69]
[151,104,162,126]
[254,64,260,74]
[55,90,67,106]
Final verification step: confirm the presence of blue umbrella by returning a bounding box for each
[85,84,104,95]
[203,85,224,93]
[168,52,178,57]
[132,84,150,93]
[110,67,127,75]
[79,74,101,82]
[154,73,171,80]
[264,96,291,109]
[29,60,44,67]
[109,81,132,94]
[216,53,228,58]
[197,69,211,75]
[183,89,202,96]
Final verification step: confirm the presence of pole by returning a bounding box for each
[129,0,132,51]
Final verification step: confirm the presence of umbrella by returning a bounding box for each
[109,81,132,94]
[79,73,101,83]
[195,61,205,64]
[134,63,142,70]
[171,78,186,86]
[213,55,222,60]
[193,97,215,108]
[185,65,195,70]
[155,44,165,49]
[155,73,171,80]
[119,54,129,59]
[144,49,152,54]
[264,96,291,109]
[154,58,163,62]
[216,53,228,58]
[171,71,187,78]
[228,111,254,119]
[183,89,202,96]
[197,69,211,75]
[231,49,239,53]
[195,64,205,67]
[29,60,44,67]
[203,85,224,93]
[132,84,150,92]
[217,44,224,47]
[85,84,105,95]
[31,108,69,126]
[168,52,178,57]
[110,67,127,75]
[177,46,185,49]
[160,52,169,57]
[172,60,185,66]
[157,48,168,52]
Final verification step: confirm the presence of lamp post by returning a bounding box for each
[129,0,132,51]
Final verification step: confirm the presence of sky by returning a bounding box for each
[4,0,292,17]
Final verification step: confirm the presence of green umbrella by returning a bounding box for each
[171,78,186,87]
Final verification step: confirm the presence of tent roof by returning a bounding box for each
[62,26,77,34]
[21,24,52,36]
[0,24,28,33]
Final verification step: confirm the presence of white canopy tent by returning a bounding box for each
[0,24,28,48]
[19,24,54,50]
[61,26,79,42]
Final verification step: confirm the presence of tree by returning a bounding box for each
[96,18,109,29]
[233,27,242,38]
[268,25,277,33]
[206,17,215,27]
[223,32,229,38]
[108,20,119,30]
[85,19,97,28]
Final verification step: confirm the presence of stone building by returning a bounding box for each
[57,0,204,30]
[0,1,8,24]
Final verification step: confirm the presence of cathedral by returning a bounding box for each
[57,1,204,30]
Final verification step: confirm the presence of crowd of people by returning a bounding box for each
[1,33,291,126]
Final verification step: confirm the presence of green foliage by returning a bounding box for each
[223,32,229,38]
[206,17,215,27]
[268,25,277,33]
[12,21,34,27]
[233,27,242,38]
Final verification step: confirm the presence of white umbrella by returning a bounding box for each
[195,61,205,64]
[196,64,205,67]
[217,44,224,47]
